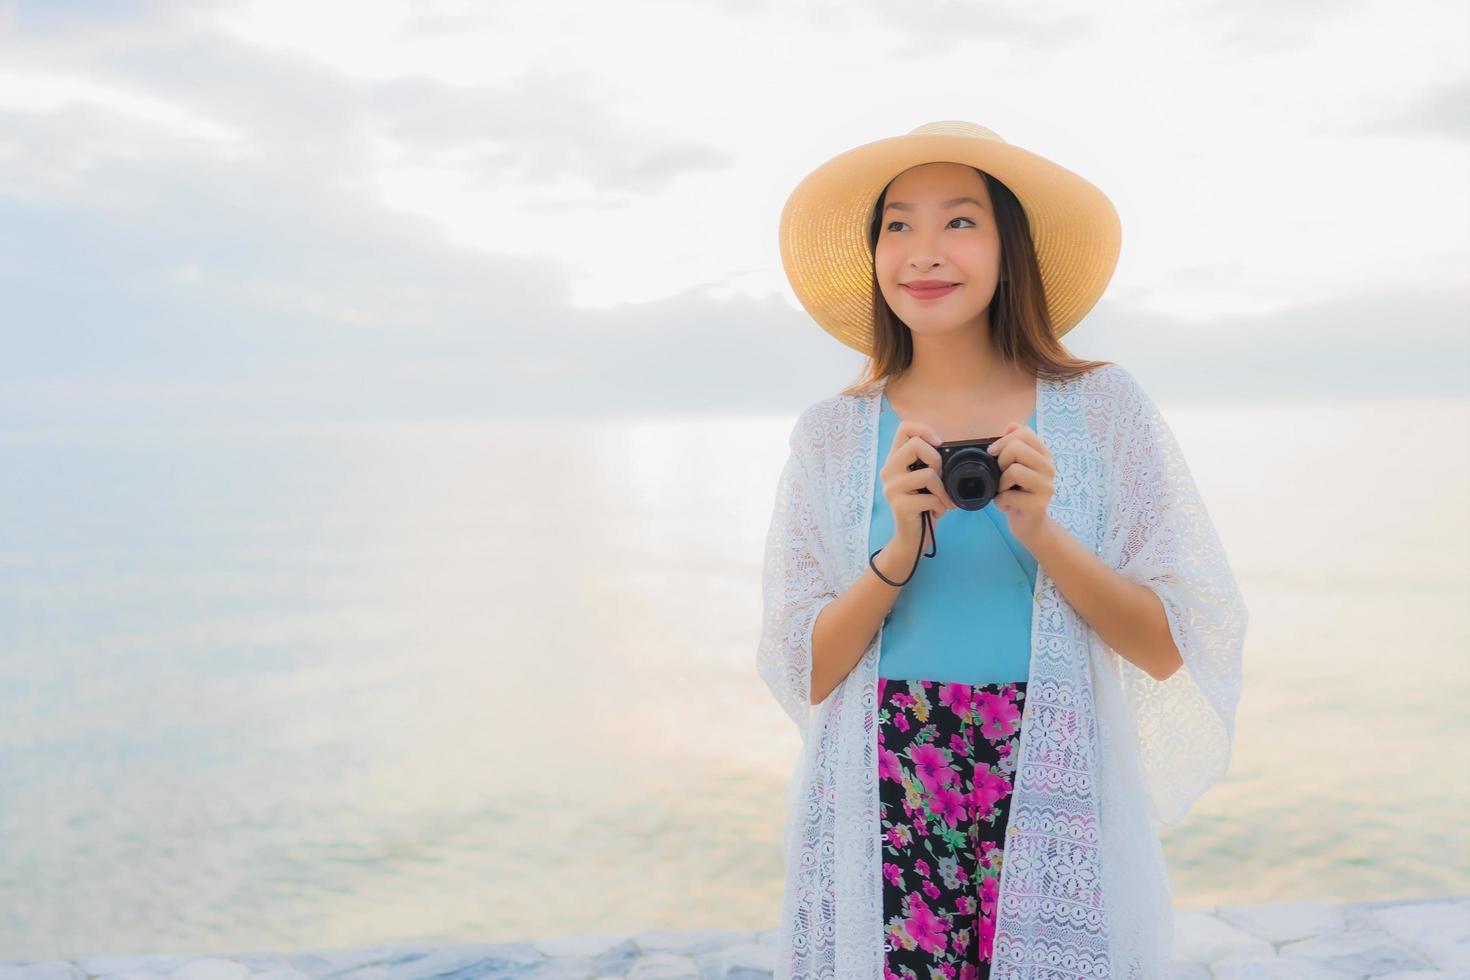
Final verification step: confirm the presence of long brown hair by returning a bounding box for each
[838,167,1112,397]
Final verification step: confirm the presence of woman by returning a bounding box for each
[757,121,1248,979]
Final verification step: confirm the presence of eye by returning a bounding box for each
[885,217,977,232]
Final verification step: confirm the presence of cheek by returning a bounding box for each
[956,237,1001,272]
[873,240,897,277]
[872,243,902,298]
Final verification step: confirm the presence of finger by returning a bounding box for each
[889,421,917,456]
[902,493,946,519]
[999,463,1052,497]
[897,466,944,498]
[995,487,1034,509]
[1007,462,1041,494]
[882,434,940,484]
[986,434,1009,463]
[905,434,944,471]
[888,437,943,488]
[885,427,916,477]
[893,421,943,456]
[990,428,1051,468]
[925,469,958,511]
[894,480,945,518]
[885,430,942,480]
[994,439,1053,478]
[893,468,955,515]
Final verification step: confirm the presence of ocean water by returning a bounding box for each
[0,397,1466,958]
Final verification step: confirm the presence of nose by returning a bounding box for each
[906,230,946,267]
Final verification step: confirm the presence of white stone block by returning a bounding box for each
[1217,899,1345,945]
[532,933,630,959]
[694,941,775,976]
[80,956,189,976]
[0,967,82,980]
[168,959,251,980]
[519,958,595,979]
[1172,908,1273,964]
[1373,900,1470,971]
[631,929,747,956]
[626,953,699,980]
[1280,929,1433,975]
[1211,954,1357,979]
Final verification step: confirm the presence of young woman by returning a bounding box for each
[757,121,1248,980]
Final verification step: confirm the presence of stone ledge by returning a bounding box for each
[1,895,1466,979]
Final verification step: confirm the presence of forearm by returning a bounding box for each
[1027,519,1183,681]
[809,534,920,704]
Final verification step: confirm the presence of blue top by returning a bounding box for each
[870,394,1038,685]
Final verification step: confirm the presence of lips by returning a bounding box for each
[903,282,960,299]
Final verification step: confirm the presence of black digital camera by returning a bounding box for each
[905,437,1009,510]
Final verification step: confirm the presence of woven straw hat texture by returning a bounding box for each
[779,120,1122,354]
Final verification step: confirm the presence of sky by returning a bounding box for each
[0,0,1466,429]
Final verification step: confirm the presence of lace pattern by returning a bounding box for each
[756,364,1248,979]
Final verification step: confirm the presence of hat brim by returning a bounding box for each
[779,131,1122,355]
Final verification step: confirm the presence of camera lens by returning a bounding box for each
[944,449,999,509]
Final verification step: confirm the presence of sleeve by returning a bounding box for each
[1096,365,1249,827]
[755,410,840,739]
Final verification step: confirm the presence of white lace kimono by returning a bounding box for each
[756,363,1248,979]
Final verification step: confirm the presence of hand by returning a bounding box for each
[987,420,1058,549]
[880,420,960,546]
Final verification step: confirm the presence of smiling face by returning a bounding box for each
[873,161,1003,341]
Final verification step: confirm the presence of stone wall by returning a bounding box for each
[1,894,1465,979]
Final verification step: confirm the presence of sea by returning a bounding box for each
[1,396,1466,958]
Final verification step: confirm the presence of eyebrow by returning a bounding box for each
[883,196,986,214]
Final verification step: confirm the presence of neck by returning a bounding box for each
[888,330,1022,401]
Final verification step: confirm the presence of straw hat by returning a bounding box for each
[778,120,1122,355]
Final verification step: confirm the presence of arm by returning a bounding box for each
[1026,522,1183,682]
[810,532,925,705]
[755,434,834,735]
[1090,365,1249,826]
[756,409,926,721]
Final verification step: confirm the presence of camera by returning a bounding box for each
[905,437,1010,510]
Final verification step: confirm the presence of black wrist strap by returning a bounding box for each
[868,511,938,588]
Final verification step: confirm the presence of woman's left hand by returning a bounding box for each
[987,421,1058,549]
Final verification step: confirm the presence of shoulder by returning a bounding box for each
[1056,361,1141,399]
[1059,362,1156,422]
[1050,364,1161,466]
[788,391,869,453]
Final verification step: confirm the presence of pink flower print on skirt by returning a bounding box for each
[876,676,1028,980]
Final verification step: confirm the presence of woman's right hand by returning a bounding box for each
[880,421,959,547]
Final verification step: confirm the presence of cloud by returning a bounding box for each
[857,0,1096,56]
[1188,0,1372,57]
[1351,75,1470,141]
[0,0,1463,436]
[1074,283,1470,405]
[2,3,732,196]
[3,147,1464,433]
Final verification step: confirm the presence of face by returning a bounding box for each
[873,161,1003,339]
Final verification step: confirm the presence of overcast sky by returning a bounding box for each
[1,0,1466,429]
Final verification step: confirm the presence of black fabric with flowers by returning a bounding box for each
[876,675,1027,980]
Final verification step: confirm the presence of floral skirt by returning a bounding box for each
[876,676,1028,980]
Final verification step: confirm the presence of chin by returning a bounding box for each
[904,319,974,336]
